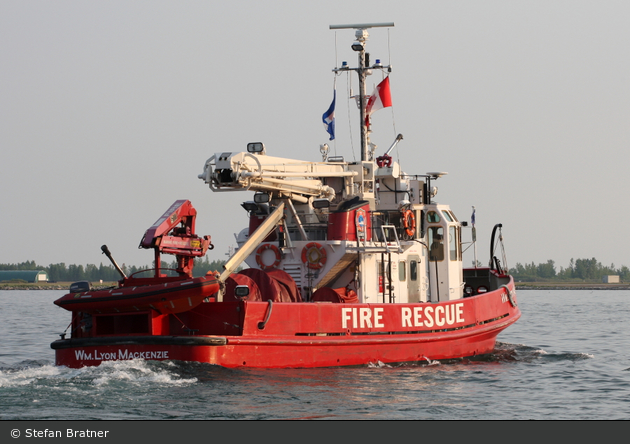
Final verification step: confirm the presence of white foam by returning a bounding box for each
[576,352,594,359]
[0,360,197,388]
[368,360,392,368]
[0,364,63,388]
[422,356,440,366]
[90,360,197,386]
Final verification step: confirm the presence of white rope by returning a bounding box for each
[387,28,400,164]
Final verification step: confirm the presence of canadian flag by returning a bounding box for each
[365,77,392,126]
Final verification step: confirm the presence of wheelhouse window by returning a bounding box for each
[449,226,459,261]
[428,226,445,261]
[440,225,462,261]
[427,211,440,223]
[410,260,418,281]
[399,260,406,281]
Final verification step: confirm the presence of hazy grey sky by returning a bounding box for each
[2,0,629,271]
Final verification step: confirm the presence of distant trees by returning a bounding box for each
[0,256,232,282]
[510,257,630,282]
[2,255,627,283]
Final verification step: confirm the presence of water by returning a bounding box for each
[1,289,629,420]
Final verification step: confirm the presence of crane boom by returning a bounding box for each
[139,200,212,277]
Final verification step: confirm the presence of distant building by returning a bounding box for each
[602,275,620,284]
[0,270,49,283]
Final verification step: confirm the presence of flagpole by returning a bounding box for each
[472,206,478,267]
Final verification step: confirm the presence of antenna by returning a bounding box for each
[329,22,395,162]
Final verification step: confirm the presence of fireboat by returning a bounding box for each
[52,22,520,368]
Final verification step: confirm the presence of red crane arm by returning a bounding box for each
[138,200,212,278]
[140,200,199,249]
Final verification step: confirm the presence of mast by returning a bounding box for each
[330,22,394,161]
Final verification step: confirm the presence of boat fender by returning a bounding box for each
[376,155,392,168]
[501,284,517,307]
[402,209,416,237]
[301,242,327,270]
[256,244,282,270]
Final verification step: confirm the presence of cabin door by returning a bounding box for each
[407,255,421,302]
[428,226,449,301]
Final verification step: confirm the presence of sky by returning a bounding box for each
[1,0,629,272]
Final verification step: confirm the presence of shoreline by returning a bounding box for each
[516,284,630,290]
[0,283,116,291]
[1,283,628,291]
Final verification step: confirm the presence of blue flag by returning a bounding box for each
[322,90,335,141]
[471,207,476,226]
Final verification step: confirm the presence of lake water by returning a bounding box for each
[0,289,629,421]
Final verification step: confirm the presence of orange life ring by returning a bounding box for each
[402,209,416,237]
[256,244,282,270]
[301,242,327,270]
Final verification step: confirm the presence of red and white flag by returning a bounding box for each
[365,76,392,126]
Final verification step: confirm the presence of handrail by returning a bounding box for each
[489,223,503,271]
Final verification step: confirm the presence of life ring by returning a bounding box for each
[402,209,416,237]
[256,244,282,270]
[301,242,327,270]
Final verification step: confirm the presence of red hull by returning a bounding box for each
[52,279,520,368]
